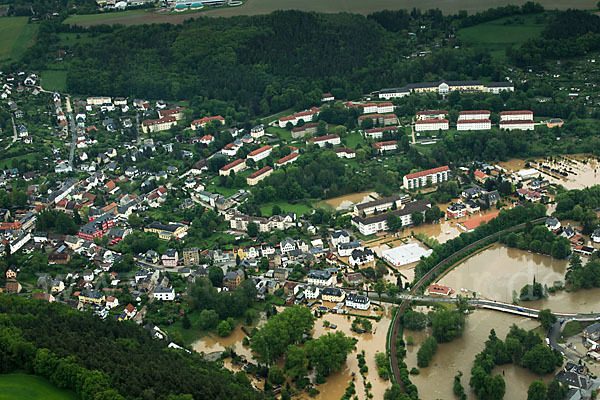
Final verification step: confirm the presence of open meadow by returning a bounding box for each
[61,0,598,26]
[0,17,38,61]
[457,14,545,59]
[0,373,79,400]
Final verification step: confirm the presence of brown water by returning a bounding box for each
[323,191,377,211]
[192,324,256,361]
[404,309,545,400]
[438,244,600,314]
[311,303,392,400]
[498,155,599,191]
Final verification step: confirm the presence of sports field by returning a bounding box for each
[61,0,598,26]
[0,17,38,61]
[457,14,545,59]
[0,373,79,400]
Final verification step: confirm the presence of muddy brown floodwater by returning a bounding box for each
[437,243,600,314]
[404,309,546,400]
[322,191,378,211]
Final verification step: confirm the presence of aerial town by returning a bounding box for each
[2,2,600,400]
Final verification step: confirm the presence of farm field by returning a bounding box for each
[0,17,38,61]
[60,0,598,26]
[40,69,68,92]
[0,373,79,400]
[457,14,546,60]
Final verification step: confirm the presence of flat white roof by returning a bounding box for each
[382,243,433,266]
[517,168,538,178]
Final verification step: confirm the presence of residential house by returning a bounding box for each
[349,248,375,267]
[6,280,22,294]
[304,285,320,300]
[338,240,363,257]
[307,270,334,286]
[79,290,105,305]
[331,230,350,247]
[273,268,289,281]
[153,286,176,301]
[223,269,244,290]
[346,293,370,310]
[162,249,179,267]
[321,287,345,303]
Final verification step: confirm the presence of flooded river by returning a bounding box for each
[404,309,546,400]
[437,243,600,314]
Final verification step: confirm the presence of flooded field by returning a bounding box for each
[404,309,545,400]
[311,304,391,400]
[498,155,599,191]
[192,305,392,399]
[323,191,377,211]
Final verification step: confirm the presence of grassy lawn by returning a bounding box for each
[40,70,68,92]
[0,17,38,62]
[0,153,38,169]
[266,126,294,142]
[63,9,149,25]
[561,321,583,338]
[259,200,314,217]
[457,14,545,60]
[161,309,206,345]
[344,131,365,149]
[0,373,78,400]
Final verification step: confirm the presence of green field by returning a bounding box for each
[259,201,314,217]
[0,373,79,400]
[344,131,366,149]
[63,9,148,25]
[40,70,68,92]
[457,14,545,60]
[0,17,38,62]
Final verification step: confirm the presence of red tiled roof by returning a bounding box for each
[200,135,214,141]
[365,127,398,133]
[415,119,448,124]
[142,116,175,126]
[378,102,394,107]
[416,110,448,115]
[358,114,383,120]
[404,166,450,180]
[474,170,487,179]
[220,159,245,171]
[500,110,533,115]
[333,147,355,154]
[292,122,318,132]
[460,211,500,231]
[373,140,397,149]
[458,110,490,115]
[427,284,453,295]
[276,152,299,165]
[191,115,224,125]
[247,166,273,179]
[158,107,184,118]
[248,145,272,157]
[306,134,340,143]
[500,120,534,124]
[457,119,491,124]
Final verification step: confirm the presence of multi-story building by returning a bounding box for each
[321,287,346,303]
[415,118,449,132]
[291,122,321,139]
[223,269,244,290]
[416,110,448,121]
[364,126,398,139]
[153,286,175,301]
[484,82,515,94]
[275,152,299,168]
[403,166,450,189]
[78,213,115,241]
[458,110,491,121]
[162,249,179,267]
[349,248,374,267]
[278,107,320,128]
[346,293,370,310]
[457,119,492,131]
[351,199,431,235]
[250,124,265,139]
[330,230,350,247]
[353,194,407,216]
[144,221,189,240]
[446,203,467,219]
[190,115,225,130]
[333,148,355,159]
[306,134,340,148]
[86,97,111,106]
[158,107,185,120]
[141,116,177,134]
[247,145,272,162]
[219,159,246,176]
[79,290,105,305]
[246,166,273,186]
[373,140,397,153]
[500,120,535,131]
[182,247,199,266]
[307,270,334,286]
[500,110,534,121]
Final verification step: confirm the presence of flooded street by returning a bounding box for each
[404,309,544,400]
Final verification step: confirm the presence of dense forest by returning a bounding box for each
[20,10,505,116]
[0,295,268,400]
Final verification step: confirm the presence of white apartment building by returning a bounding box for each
[457,119,492,131]
[500,110,533,121]
[306,134,340,148]
[247,145,272,162]
[458,110,491,121]
[403,166,450,189]
[500,120,535,131]
[415,119,449,132]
